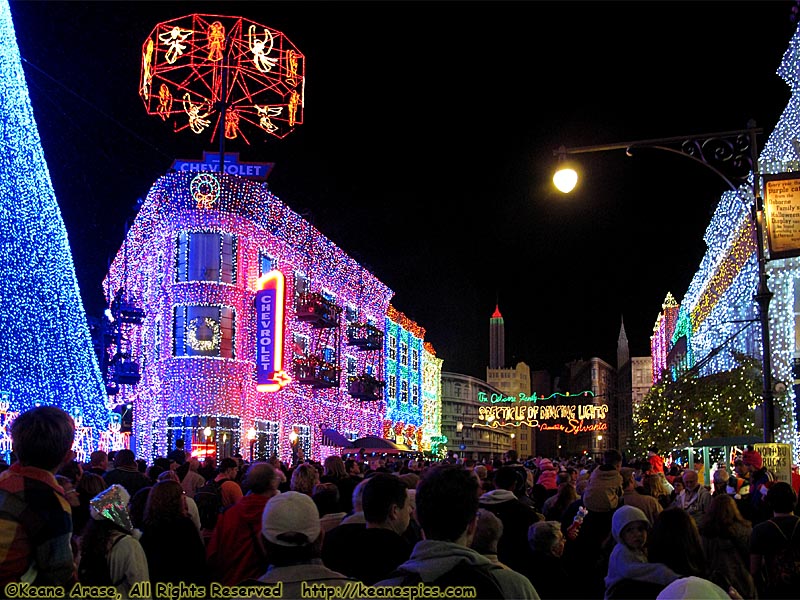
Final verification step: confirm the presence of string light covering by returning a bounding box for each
[645,22,800,460]
[140,14,305,143]
[0,0,108,446]
[650,293,679,383]
[384,305,428,449]
[104,171,394,463]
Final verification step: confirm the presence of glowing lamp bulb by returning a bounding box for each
[247,427,256,441]
[553,167,578,193]
[203,426,212,437]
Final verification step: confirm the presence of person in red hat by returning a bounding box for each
[742,448,775,524]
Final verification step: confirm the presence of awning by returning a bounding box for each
[348,435,412,453]
[320,428,353,448]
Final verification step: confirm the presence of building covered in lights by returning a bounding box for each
[103,168,411,464]
[643,23,800,460]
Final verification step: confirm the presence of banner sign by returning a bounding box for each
[477,390,608,435]
[172,151,274,181]
[763,173,800,259]
[255,270,290,392]
[753,442,793,485]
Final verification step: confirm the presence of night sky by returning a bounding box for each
[8,1,800,381]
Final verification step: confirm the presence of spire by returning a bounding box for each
[489,303,505,369]
[491,304,503,319]
[617,315,630,369]
[0,0,108,437]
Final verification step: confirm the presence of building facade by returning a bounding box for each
[103,170,396,464]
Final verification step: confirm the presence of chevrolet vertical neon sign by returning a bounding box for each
[255,270,291,392]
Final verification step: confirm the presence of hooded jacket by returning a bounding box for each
[479,489,541,575]
[376,539,541,599]
[583,466,623,512]
[604,505,679,598]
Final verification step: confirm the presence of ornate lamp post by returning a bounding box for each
[553,120,775,442]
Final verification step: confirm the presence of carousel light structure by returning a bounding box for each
[140,13,305,166]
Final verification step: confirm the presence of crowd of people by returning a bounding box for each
[1,405,800,599]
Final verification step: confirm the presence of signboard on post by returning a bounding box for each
[763,173,800,259]
[753,442,793,485]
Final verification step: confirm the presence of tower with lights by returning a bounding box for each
[0,0,109,453]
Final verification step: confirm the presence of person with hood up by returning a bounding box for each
[479,466,542,577]
[536,459,559,491]
[376,464,540,599]
[604,505,680,599]
[584,449,624,513]
[77,484,149,598]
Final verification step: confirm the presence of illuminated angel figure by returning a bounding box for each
[288,91,300,127]
[248,25,277,72]
[206,21,225,61]
[183,93,211,134]
[225,109,240,139]
[141,39,154,98]
[285,49,299,86]
[159,26,192,64]
[157,84,173,120]
[255,105,282,132]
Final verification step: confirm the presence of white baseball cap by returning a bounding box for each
[261,491,321,546]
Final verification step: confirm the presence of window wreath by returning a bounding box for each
[186,317,222,351]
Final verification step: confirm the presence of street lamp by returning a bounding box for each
[247,427,257,462]
[553,120,776,443]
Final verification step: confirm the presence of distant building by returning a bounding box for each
[441,372,514,461]
[615,318,652,454]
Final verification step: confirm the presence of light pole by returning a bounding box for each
[553,120,775,443]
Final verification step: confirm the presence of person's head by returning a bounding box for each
[56,474,80,508]
[742,449,763,473]
[733,458,747,477]
[766,481,798,514]
[612,505,649,551]
[128,486,152,530]
[323,455,347,479]
[175,438,184,449]
[474,464,488,480]
[362,473,410,534]
[77,471,107,501]
[261,491,322,566]
[703,492,749,537]
[648,507,706,577]
[345,458,361,476]
[218,457,239,480]
[290,463,320,495]
[471,508,504,556]
[493,466,521,491]
[672,478,685,495]
[712,468,729,492]
[643,472,670,498]
[603,448,623,469]
[528,520,566,557]
[416,464,479,544]
[398,472,420,490]
[620,467,636,490]
[114,449,136,469]
[504,449,518,463]
[682,469,700,491]
[311,482,341,517]
[11,406,75,471]
[648,446,658,456]
[157,469,179,483]
[188,457,201,472]
[89,450,108,471]
[242,462,279,495]
[143,479,186,524]
[88,484,134,532]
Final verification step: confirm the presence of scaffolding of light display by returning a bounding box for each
[0,0,109,447]
[140,13,305,143]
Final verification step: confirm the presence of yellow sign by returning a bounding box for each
[753,443,793,485]
[764,174,800,259]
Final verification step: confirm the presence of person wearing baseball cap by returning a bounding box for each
[241,491,357,594]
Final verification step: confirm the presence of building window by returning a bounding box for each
[400,342,408,366]
[411,347,419,370]
[401,380,409,403]
[411,384,419,406]
[346,356,357,376]
[387,334,397,361]
[254,419,280,461]
[294,272,309,297]
[292,333,308,359]
[175,231,237,284]
[258,251,277,276]
[345,305,358,322]
[173,305,235,358]
[388,374,397,401]
[292,424,311,461]
[154,317,162,361]
[321,345,335,364]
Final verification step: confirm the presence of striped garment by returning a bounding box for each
[0,462,77,587]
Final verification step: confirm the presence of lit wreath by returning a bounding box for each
[190,173,220,208]
[186,317,222,352]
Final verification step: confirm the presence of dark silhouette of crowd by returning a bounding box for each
[2,406,800,599]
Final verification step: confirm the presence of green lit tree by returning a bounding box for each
[632,352,761,456]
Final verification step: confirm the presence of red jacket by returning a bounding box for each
[206,493,272,585]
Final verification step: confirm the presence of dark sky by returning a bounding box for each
[8,1,800,380]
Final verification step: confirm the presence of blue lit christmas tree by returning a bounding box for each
[0,0,108,444]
